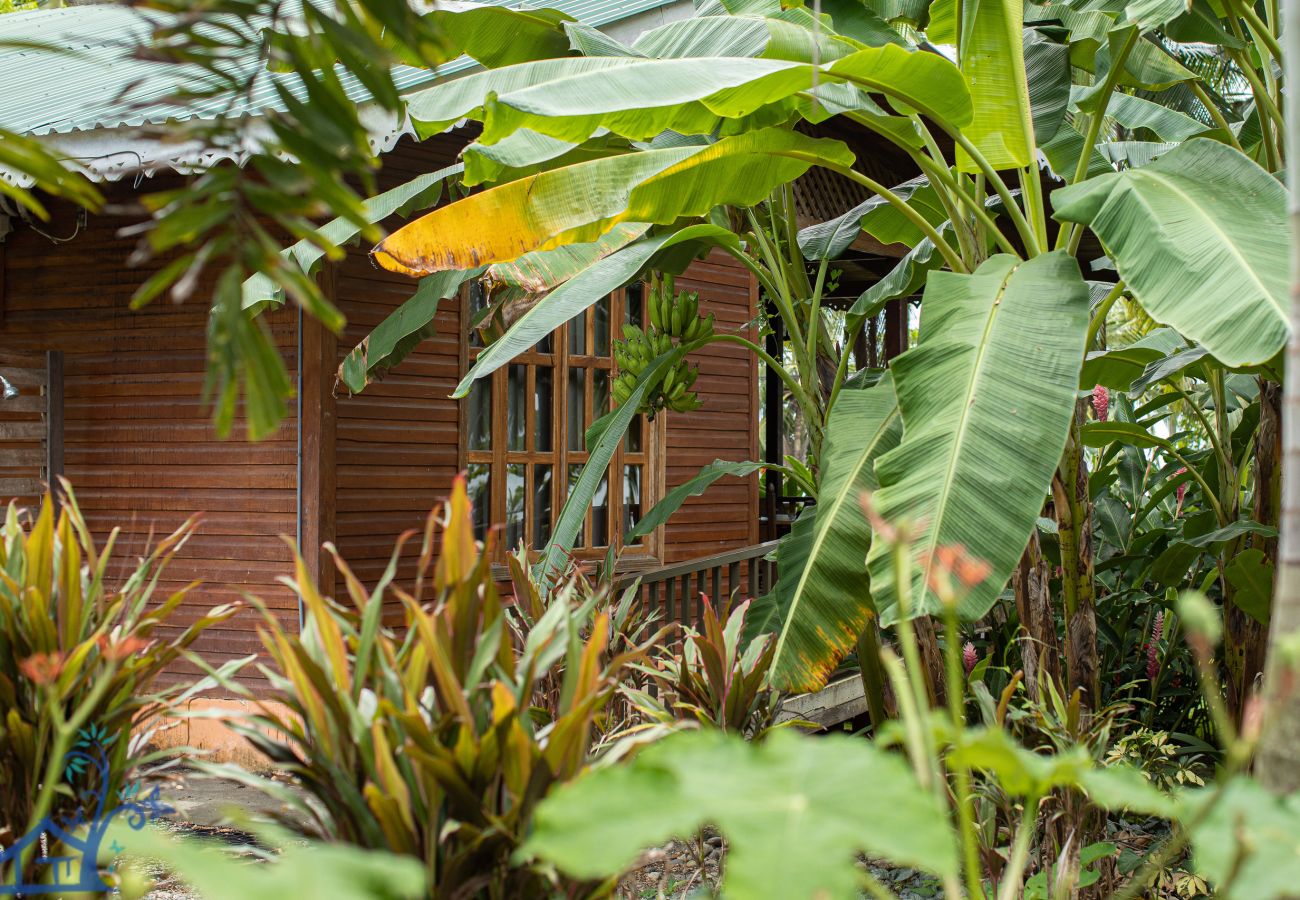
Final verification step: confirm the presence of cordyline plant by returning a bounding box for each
[0,485,240,878]
[207,476,670,900]
[522,505,1300,900]
[636,596,784,738]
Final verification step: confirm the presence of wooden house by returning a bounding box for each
[0,2,915,707]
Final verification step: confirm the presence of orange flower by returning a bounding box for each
[953,555,992,589]
[19,652,65,685]
[926,544,993,598]
[97,634,150,662]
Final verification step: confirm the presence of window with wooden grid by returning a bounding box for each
[0,351,62,508]
[461,283,663,564]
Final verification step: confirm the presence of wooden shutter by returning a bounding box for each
[0,350,63,506]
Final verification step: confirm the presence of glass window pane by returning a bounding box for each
[593,369,610,419]
[533,465,553,550]
[624,464,642,543]
[567,368,586,451]
[591,468,610,548]
[567,464,586,547]
[535,366,553,452]
[507,365,526,451]
[594,295,611,356]
[468,379,492,451]
[506,464,526,550]
[568,310,587,355]
[466,463,491,542]
[625,283,643,327]
[625,415,642,453]
[534,332,553,354]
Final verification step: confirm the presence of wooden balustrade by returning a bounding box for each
[614,540,780,629]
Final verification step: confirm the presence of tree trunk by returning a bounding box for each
[1226,380,1280,721]
[1056,403,1101,708]
[914,615,948,708]
[1013,530,1062,702]
[1257,0,1300,792]
[856,616,896,728]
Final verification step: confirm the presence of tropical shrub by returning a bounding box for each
[210,477,667,899]
[504,550,666,740]
[0,487,240,870]
[638,596,782,738]
[523,520,1294,900]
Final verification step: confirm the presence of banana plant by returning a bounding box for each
[360,0,1286,699]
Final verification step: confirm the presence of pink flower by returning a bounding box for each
[963,641,978,676]
[1147,611,1164,681]
[1174,467,1188,517]
[1092,385,1109,421]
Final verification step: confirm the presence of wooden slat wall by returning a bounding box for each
[0,192,299,687]
[330,135,466,616]
[662,249,761,564]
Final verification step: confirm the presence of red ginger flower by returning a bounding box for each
[1147,611,1164,681]
[1092,385,1109,421]
[963,641,978,676]
[1174,467,1188,516]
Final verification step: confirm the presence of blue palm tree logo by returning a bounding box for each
[0,726,173,894]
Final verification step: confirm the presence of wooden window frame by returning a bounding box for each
[457,285,667,573]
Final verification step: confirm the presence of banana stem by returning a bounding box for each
[706,332,821,443]
[1059,27,1138,253]
[943,606,983,899]
[807,257,829,367]
[1190,81,1245,152]
[775,151,968,273]
[1084,280,1125,350]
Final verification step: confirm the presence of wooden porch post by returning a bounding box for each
[884,299,909,363]
[300,268,338,600]
[45,351,63,504]
[763,298,783,542]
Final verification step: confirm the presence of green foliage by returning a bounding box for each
[639,597,782,737]
[213,477,665,899]
[105,822,425,900]
[758,374,902,692]
[1053,140,1288,368]
[867,253,1090,624]
[0,487,239,844]
[524,728,959,897]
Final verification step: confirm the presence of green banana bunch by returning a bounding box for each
[611,278,712,417]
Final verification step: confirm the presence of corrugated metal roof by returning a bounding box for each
[0,0,681,137]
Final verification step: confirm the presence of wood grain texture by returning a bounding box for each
[0,182,299,689]
[662,248,761,569]
[330,135,468,619]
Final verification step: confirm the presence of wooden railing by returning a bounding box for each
[614,541,780,628]
[0,351,62,505]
